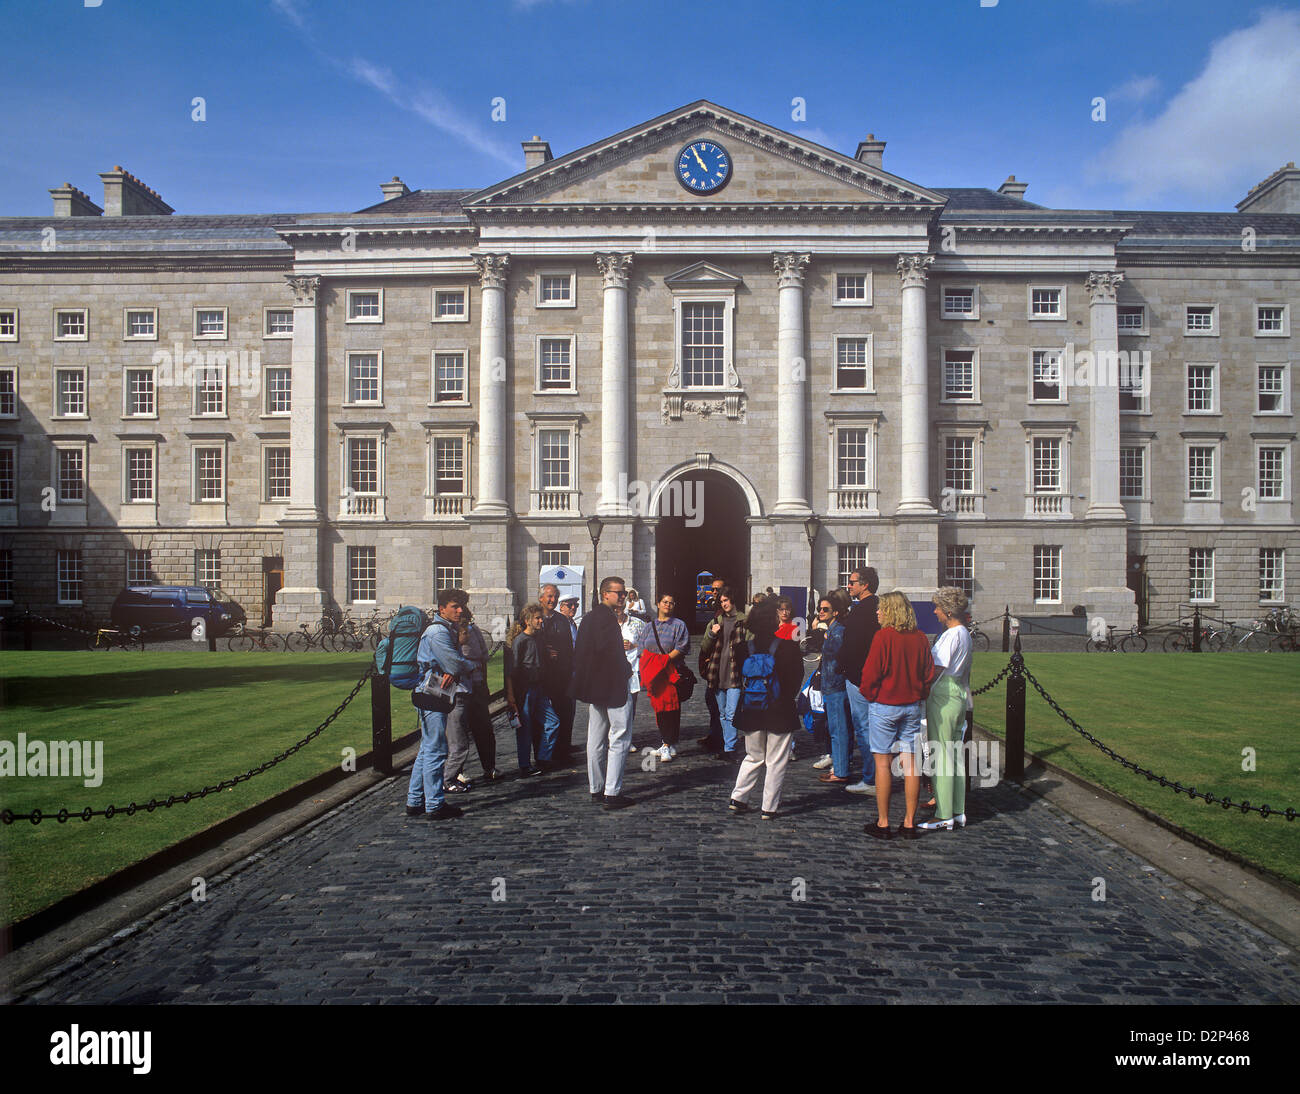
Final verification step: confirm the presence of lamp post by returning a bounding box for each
[586,515,604,610]
[803,515,821,623]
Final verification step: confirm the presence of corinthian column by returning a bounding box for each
[285,275,322,522]
[597,253,634,515]
[773,251,812,515]
[1086,271,1126,519]
[472,254,510,516]
[897,254,935,513]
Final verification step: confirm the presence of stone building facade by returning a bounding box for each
[0,104,1295,634]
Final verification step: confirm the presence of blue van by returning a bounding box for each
[110,585,246,638]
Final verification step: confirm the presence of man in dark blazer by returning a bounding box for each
[573,575,635,809]
[835,566,880,791]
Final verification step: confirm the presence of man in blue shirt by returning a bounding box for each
[406,589,474,819]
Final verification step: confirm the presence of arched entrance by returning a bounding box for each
[652,467,752,632]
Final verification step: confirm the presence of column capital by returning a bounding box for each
[772,251,811,288]
[1085,270,1125,305]
[896,253,934,289]
[473,253,511,290]
[596,252,634,289]
[285,275,321,306]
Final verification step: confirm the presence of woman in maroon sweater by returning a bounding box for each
[859,592,937,840]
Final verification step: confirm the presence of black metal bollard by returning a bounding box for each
[371,674,393,776]
[23,610,32,652]
[1192,605,1202,653]
[1001,605,1011,654]
[1005,636,1026,780]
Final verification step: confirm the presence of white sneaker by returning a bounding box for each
[658,745,674,763]
[918,817,954,831]
[668,745,678,758]
[629,743,638,753]
[844,781,875,794]
[953,813,967,828]
[812,754,834,770]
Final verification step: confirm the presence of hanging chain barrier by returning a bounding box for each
[1,666,375,827]
[4,610,183,641]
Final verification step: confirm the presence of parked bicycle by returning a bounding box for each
[227,624,285,653]
[86,626,143,651]
[285,618,335,653]
[967,621,991,652]
[1085,624,1146,653]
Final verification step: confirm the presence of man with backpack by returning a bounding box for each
[405,589,474,820]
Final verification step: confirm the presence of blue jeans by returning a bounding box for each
[824,690,852,777]
[845,685,875,784]
[406,706,449,813]
[518,687,558,770]
[868,700,924,755]
[707,686,741,752]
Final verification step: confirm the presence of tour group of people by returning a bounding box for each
[405,568,975,835]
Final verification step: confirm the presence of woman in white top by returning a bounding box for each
[616,603,645,752]
[920,587,973,831]
[625,589,647,620]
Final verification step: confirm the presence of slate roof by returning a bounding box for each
[934,187,1044,211]
[353,189,476,217]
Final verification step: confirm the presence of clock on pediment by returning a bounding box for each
[676,140,732,194]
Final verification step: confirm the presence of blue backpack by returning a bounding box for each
[739,639,782,713]
[374,606,431,689]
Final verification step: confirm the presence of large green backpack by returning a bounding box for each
[374,606,430,689]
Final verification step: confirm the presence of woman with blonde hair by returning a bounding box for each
[920,587,973,831]
[858,591,937,839]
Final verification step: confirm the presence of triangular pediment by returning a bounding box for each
[465,101,946,212]
[663,261,742,289]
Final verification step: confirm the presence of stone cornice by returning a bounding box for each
[466,202,941,222]
[0,255,291,274]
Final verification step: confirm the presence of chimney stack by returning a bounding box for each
[854,134,886,169]
[49,183,103,218]
[380,176,411,201]
[522,136,552,171]
[998,175,1029,200]
[1237,162,1300,214]
[99,166,173,216]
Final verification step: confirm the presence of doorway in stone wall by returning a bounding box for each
[262,556,284,627]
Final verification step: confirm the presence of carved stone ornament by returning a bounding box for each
[1085,271,1125,305]
[772,251,812,288]
[285,275,321,307]
[896,253,935,289]
[473,253,511,290]
[596,252,634,289]
[662,393,746,422]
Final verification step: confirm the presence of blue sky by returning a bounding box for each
[1,0,1297,216]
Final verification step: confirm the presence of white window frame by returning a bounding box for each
[535,335,577,395]
[944,544,975,599]
[348,545,378,604]
[1028,286,1065,321]
[53,441,88,506]
[122,444,157,504]
[940,347,980,403]
[1185,442,1219,501]
[193,307,228,340]
[528,414,581,515]
[0,307,17,342]
[1119,354,1150,414]
[1185,362,1220,415]
[1029,348,1067,404]
[432,287,470,323]
[941,285,978,321]
[1255,303,1290,338]
[1024,426,1073,519]
[1032,545,1062,605]
[428,431,472,517]
[832,270,872,308]
[263,445,291,503]
[837,545,870,590]
[54,307,88,342]
[1119,444,1148,501]
[0,365,18,419]
[539,544,570,568]
[53,366,88,419]
[345,351,384,407]
[192,443,227,503]
[56,549,83,605]
[1256,362,1290,415]
[938,428,985,517]
[536,270,576,309]
[1259,548,1286,604]
[434,545,464,592]
[346,289,383,324]
[671,294,737,392]
[123,366,157,419]
[263,366,292,417]
[430,351,468,405]
[1184,303,1218,337]
[1188,547,1215,604]
[195,548,222,590]
[125,548,153,587]
[1116,304,1148,336]
[263,308,294,338]
[832,334,874,393]
[1255,442,1290,502]
[826,415,880,516]
[191,361,227,418]
[339,428,386,520]
[0,444,16,509]
[123,307,158,341]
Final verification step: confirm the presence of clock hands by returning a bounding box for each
[691,147,708,172]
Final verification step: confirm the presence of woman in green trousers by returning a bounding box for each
[920,587,973,831]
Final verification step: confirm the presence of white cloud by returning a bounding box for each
[1106,75,1160,103]
[791,127,846,153]
[1089,10,1300,202]
[270,0,306,29]
[349,59,397,99]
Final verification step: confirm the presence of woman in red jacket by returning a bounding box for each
[859,591,937,840]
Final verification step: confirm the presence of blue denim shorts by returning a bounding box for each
[868,700,923,754]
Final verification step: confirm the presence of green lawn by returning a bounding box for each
[0,650,502,925]
[971,651,1300,886]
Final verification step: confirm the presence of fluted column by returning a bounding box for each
[597,253,633,515]
[897,254,936,513]
[773,252,812,515]
[1086,271,1126,519]
[472,254,510,516]
[285,275,322,521]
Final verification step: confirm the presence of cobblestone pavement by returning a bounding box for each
[15,703,1300,1004]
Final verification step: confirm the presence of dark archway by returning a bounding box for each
[653,469,750,632]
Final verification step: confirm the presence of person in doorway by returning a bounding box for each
[573,576,635,810]
[836,567,880,793]
[639,592,690,762]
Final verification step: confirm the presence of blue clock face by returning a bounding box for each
[676,141,732,194]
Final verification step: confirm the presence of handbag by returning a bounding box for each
[412,668,455,713]
[652,620,696,703]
